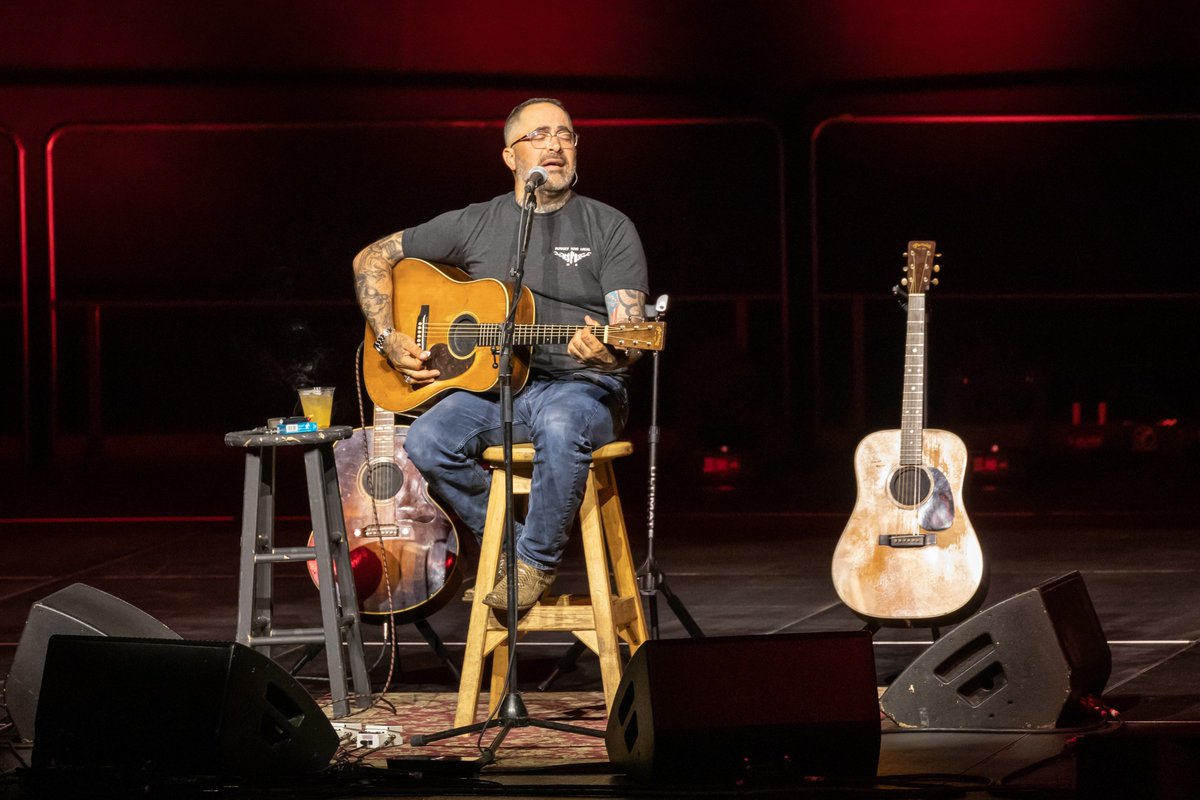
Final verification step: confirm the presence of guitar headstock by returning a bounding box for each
[902,240,940,294]
[606,321,667,352]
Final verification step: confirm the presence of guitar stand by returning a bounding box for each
[373,618,463,684]
[409,618,462,681]
[537,295,702,694]
[862,620,942,640]
[288,618,461,685]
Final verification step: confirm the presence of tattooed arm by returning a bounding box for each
[353,231,404,336]
[352,231,439,383]
[568,288,648,370]
[605,289,647,368]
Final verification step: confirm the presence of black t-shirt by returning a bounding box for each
[401,192,649,377]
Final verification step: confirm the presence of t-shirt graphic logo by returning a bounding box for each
[553,246,592,266]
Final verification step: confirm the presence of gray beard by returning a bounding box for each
[534,187,572,213]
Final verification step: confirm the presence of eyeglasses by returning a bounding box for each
[508,127,579,149]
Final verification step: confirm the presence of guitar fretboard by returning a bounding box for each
[899,293,925,466]
[418,322,613,346]
[370,404,396,525]
[372,405,395,459]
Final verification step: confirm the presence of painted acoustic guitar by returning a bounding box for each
[363,258,666,414]
[831,241,986,626]
[308,403,460,623]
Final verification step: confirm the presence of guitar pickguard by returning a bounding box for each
[426,342,474,380]
[916,467,955,531]
[885,465,955,531]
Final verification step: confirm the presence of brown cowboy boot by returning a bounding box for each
[482,558,556,611]
[462,553,505,603]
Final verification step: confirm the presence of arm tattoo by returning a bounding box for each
[605,289,647,323]
[353,231,404,331]
[378,233,404,261]
[604,289,647,367]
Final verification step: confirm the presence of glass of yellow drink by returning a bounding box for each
[298,386,335,428]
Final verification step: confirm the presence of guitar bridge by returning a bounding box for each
[878,533,937,548]
[355,524,414,540]
[416,305,429,351]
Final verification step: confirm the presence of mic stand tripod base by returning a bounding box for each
[637,555,705,641]
[410,670,604,759]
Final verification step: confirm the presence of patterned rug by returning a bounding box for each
[324,691,613,772]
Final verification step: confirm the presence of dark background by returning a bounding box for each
[2,0,1198,517]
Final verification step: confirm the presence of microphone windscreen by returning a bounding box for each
[526,166,549,188]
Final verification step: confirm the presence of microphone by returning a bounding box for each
[524,166,549,192]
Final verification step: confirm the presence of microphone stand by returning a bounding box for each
[633,295,704,639]
[410,179,603,762]
[536,296,701,691]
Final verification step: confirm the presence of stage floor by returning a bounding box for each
[2,442,1200,797]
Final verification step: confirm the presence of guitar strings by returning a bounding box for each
[905,294,925,535]
[413,323,643,336]
[408,323,660,351]
[412,322,654,328]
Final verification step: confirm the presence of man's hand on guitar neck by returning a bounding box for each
[569,289,648,371]
[569,314,621,370]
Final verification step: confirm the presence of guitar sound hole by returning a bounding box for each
[364,462,403,500]
[889,466,933,508]
[448,313,478,358]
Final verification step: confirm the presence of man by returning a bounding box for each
[352,98,649,611]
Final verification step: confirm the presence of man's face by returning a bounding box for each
[503,102,577,195]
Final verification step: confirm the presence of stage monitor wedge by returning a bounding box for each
[605,631,880,783]
[32,636,339,777]
[880,570,1111,729]
[6,582,181,741]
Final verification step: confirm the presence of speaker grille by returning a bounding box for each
[32,636,338,776]
[605,632,880,782]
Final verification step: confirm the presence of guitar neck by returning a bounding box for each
[899,292,926,465]
[415,320,664,351]
[371,405,396,459]
[369,405,398,527]
[514,324,614,346]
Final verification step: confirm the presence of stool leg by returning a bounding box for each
[579,468,624,713]
[305,444,357,718]
[317,443,372,706]
[454,470,508,727]
[236,447,275,653]
[489,640,509,713]
[596,462,649,649]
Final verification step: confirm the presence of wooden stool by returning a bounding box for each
[225,425,371,718]
[454,441,649,727]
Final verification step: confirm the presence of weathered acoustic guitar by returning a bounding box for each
[831,241,986,627]
[308,403,460,624]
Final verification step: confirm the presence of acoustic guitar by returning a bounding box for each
[831,241,986,627]
[308,403,460,623]
[363,258,666,413]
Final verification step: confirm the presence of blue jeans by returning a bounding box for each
[404,373,628,571]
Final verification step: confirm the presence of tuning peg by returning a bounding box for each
[931,278,939,286]
[901,278,909,286]
[902,251,909,257]
[933,264,941,272]
[936,252,942,257]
